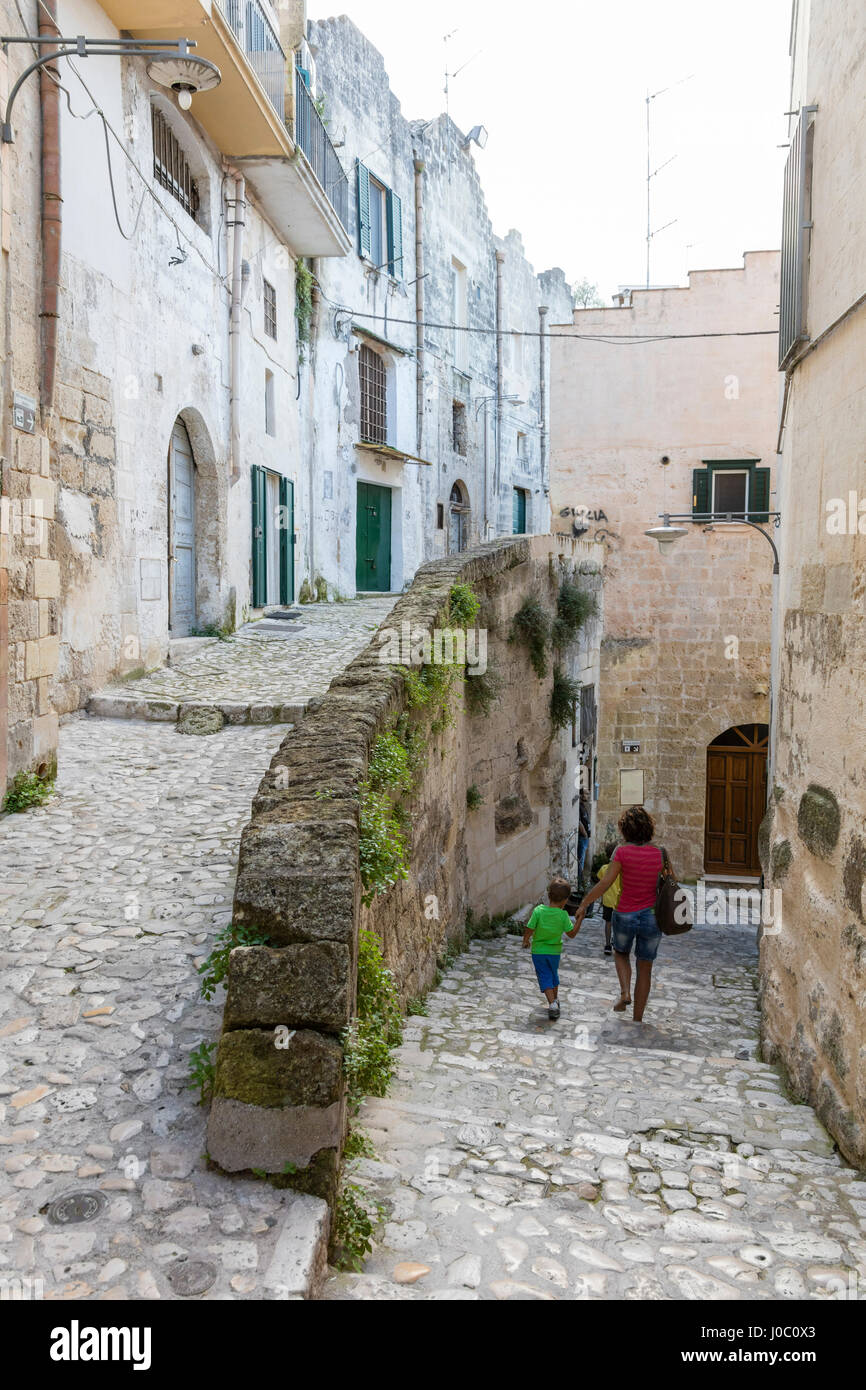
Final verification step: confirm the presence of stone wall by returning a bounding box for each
[759,0,866,1168]
[207,534,602,1198]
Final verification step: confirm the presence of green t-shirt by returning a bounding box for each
[527,904,573,955]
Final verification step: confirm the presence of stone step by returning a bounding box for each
[87,694,309,726]
[263,1193,331,1300]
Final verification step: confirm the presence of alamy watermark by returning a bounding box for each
[378,620,487,675]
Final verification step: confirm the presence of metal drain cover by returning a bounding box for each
[46,1190,108,1226]
[165,1258,217,1297]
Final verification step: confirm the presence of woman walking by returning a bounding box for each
[572,805,670,1023]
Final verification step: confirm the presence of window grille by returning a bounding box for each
[152,107,199,220]
[359,345,387,444]
[264,279,277,339]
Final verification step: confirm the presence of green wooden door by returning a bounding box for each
[251,464,267,608]
[356,481,392,592]
[279,476,294,605]
[513,487,527,534]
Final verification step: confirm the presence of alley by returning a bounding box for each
[323,925,865,1301]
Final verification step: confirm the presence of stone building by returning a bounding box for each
[0,0,63,789]
[1,0,352,755]
[760,0,866,1166]
[549,252,781,879]
[298,15,573,600]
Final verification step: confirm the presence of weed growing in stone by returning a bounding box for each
[187,1041,216,1104]
[198,923,271,1001]
[509,596,551,677]
[344,1127,375,1161]
[447,581,482,627]
[331,1182,382,1271]
[550,669,582,732]
[2,769,55,813]
[552,581,597,649]
[406,996,428,1016]
[466,783,484,811]
[342,928,403,1109]
[463,664,503,717]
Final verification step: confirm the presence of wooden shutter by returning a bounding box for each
[279,476,293,605]
[749,466,771,523]
[251,465,267,608]
[356,160,372,259]
[387,188,403,278]
[692,468,710,517]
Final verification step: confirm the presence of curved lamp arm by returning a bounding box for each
[661,511,781,574]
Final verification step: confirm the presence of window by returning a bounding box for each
[692,461,771,523]
[265,370,276,436]
[264,279,277,339]
[436,502,444,529]
[152,107,199,220]
[779,105,816,369]
[359,344,387,444]
[356,161,403,276]
[517,431,527,459]
[452,258,468,370]
[452,400,467,455]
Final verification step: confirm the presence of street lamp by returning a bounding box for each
[1,34,221,142]
[645,511,782,573]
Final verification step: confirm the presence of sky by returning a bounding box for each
[322,0,794,302]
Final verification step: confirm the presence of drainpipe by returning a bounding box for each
[413,156,425,458]
[494,249,505,526]
[306,257,321,585]
[228,175,246,485]
[39,0,61,416]
[538,304,548,498]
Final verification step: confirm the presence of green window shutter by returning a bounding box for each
[356,160,371,259]
[749,466,771,523]
[251,465,267,608]
[279,476,294,605]
[692,468,710,518]
[387,188,403,278]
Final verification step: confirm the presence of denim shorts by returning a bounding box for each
[532,954,560,991]
[611,907,661,962]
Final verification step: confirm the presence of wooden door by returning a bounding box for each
[704,724,769,875]
[169,419,195,635]
[356,482,391,592]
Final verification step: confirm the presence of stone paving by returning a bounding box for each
[0,718,327,1301]
[323,923,866,1302]
[88,598,397,722]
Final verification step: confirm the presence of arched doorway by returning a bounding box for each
[449,481,470,553]
[168,417,196,636]
[704,723,769,875]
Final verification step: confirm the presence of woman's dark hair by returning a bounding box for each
[618,805,655,845]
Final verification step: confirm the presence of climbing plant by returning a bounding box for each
[296,259,315,363]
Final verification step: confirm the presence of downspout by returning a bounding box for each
[307,258,321,586]
[39,0,61,416]
[228,175,246,484]
[494,249,505,528]
[413,156,425,458]
[538,304,548,501]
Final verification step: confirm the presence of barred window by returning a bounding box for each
[264,279,277,339]
[359,344,387,444]
[152,107,199,219]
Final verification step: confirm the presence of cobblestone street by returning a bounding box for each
[0,718,318,1301]
[324,927,866,1302]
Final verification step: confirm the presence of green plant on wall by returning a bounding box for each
[463,665,503,717]
[466,784,484,811]
[509,596,551,678]
[552,581,598,650]
[331,1182,382,1271]
[296,259,315,364]
[550,669,582,732]
[2,768,55,814]
[343,927,403,1108]
[197,922,271,1001]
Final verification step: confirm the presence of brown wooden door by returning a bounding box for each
[704,725,768,875]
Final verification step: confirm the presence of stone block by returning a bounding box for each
[177,704,224,736]
[214,1028,343,1110]
[25,635,59,679]
[14,433,49,476]
[233,820,359,946]
[32,559,60,599]
[262,1194,330,1299]
[224,943,351,1033]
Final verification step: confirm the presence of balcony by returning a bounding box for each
[97,0,351,257]
[293,68,349,231]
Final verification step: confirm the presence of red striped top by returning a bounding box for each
[613,843,663,912]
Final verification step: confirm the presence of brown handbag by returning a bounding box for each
[655,846,693,935]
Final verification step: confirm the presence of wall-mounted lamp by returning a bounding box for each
[461,124,488,151]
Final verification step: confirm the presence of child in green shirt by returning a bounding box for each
[522,877,580,1020]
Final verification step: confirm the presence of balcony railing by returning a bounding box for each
[215,0,286,121]
[294,66,350,231]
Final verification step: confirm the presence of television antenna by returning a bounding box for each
[645,74,694,286]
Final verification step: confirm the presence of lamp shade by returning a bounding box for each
[644,523,688,555]
[147,56,222,101]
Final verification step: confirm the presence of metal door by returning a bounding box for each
[169,419,195,635]
[355,481,391,592]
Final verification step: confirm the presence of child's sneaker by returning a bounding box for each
[548,1001,560,1021]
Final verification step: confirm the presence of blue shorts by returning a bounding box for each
[532,954,560,991]
[611,907,661,962]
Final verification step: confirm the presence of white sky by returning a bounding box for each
[322,0,793,302]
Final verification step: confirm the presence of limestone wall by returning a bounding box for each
[760,0,866,1167]
[207,534,602,1198]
